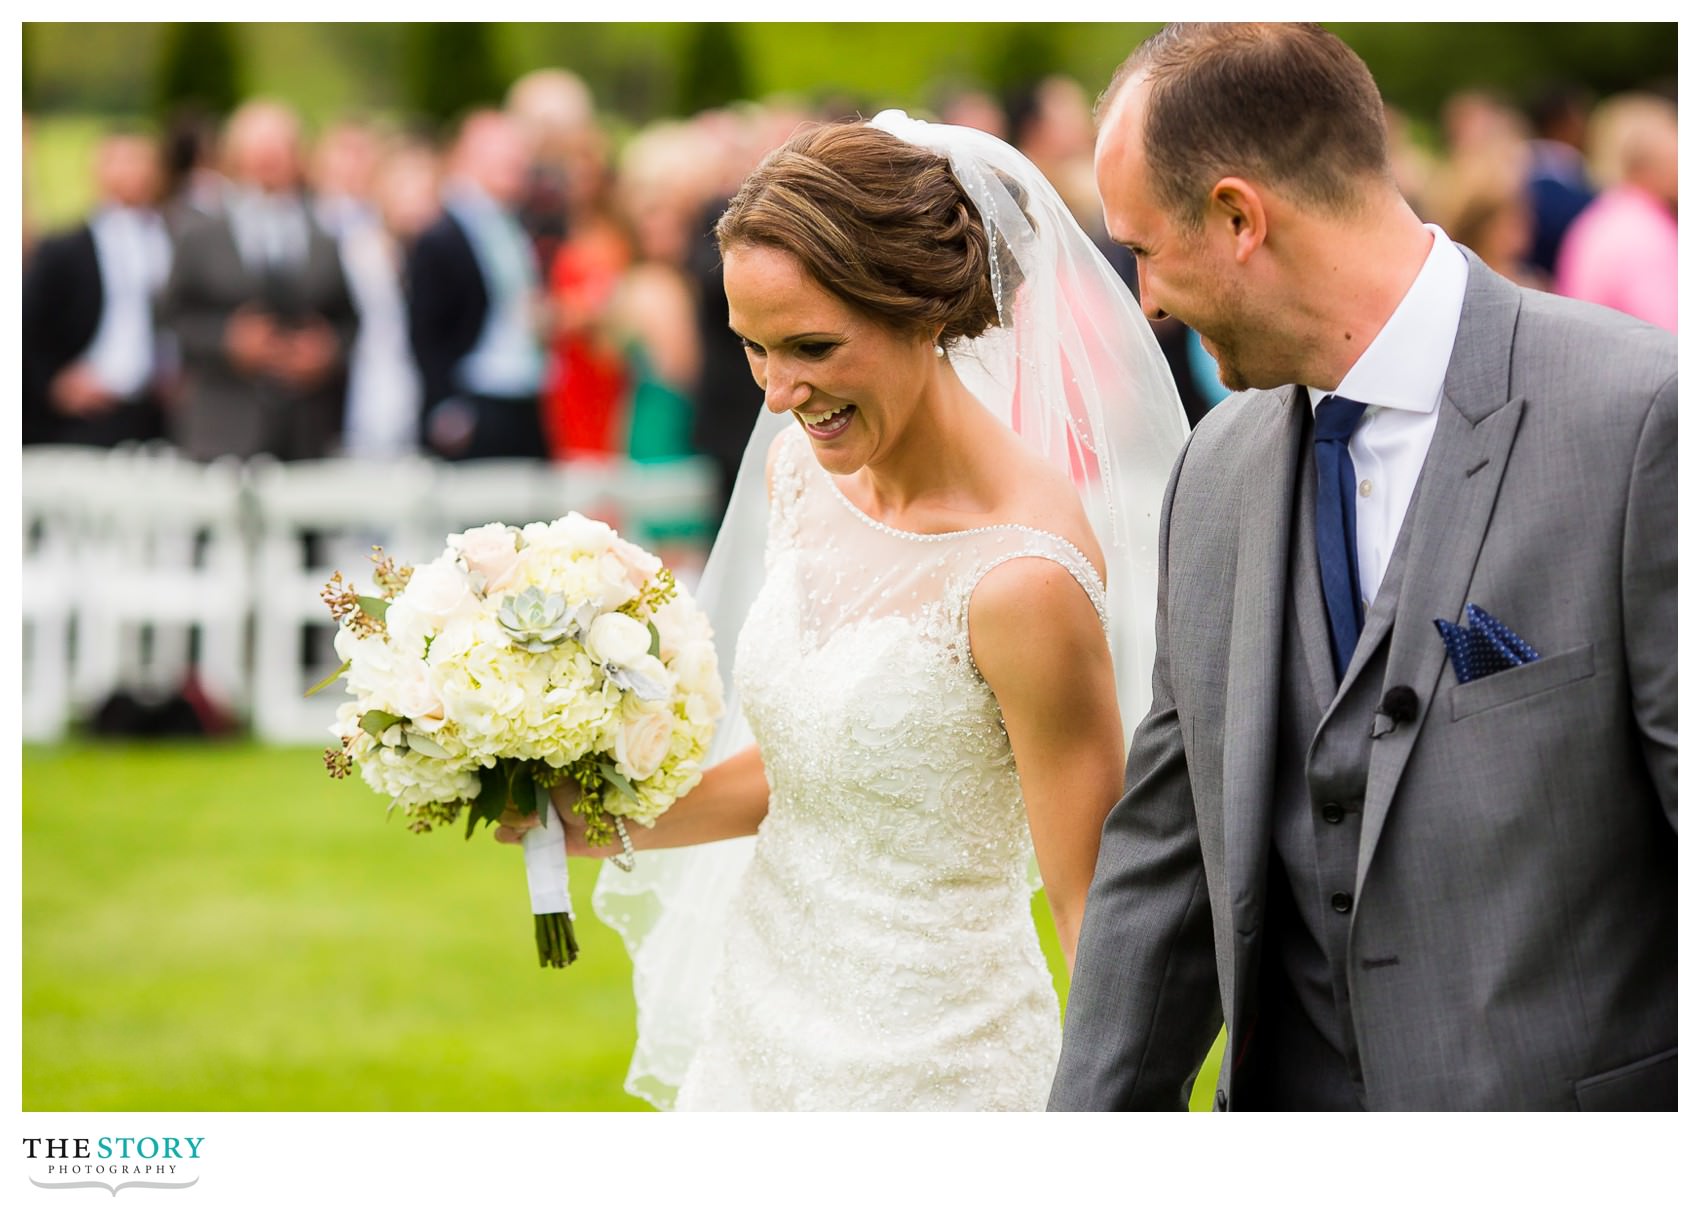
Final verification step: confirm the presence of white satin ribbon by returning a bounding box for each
[521,802,573,917]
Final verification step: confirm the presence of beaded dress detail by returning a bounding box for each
[672,428,1107,1111]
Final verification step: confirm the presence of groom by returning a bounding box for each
[1052,23,1676,1111]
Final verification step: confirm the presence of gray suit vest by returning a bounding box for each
[1240,423,1420,1110]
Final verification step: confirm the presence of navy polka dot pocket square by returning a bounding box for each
[1433,603,1541,685]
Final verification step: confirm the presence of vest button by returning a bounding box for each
[1321,801,1345,823]
[1331,891,1354,914]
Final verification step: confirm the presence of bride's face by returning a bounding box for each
[723,242,938,477]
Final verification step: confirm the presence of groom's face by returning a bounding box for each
[1096,79,1267,391]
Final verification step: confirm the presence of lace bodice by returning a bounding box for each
[672,428,1106,1111]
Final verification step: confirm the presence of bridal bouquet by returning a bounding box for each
[314,514,724,967]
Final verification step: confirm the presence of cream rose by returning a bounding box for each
[614,708,675,781]
[586,612,653,667]
[392,661,446,729]
[402,559,476,625]
[451,523,522,592]
[612,535,662,579]
[524,513,613,557]
[595,552,641,609]
[670,637,720,698]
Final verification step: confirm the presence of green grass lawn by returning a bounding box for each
[23,741,1222,1111]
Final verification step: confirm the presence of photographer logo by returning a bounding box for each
[23,1136,202,1196]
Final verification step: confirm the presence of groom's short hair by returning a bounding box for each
[1104,23,1392,229]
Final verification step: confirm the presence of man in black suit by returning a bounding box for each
[24,132,173,447]
[407,110,548,461]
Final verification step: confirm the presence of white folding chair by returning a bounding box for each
[20,446,109,741]
[246,455,440,743]
[69,445,252,718]
[536,458,622,527]
[426,458,554,536]
[602,457,719,548]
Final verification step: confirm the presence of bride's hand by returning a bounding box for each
[490,781,625,859]
[492,806,543,844]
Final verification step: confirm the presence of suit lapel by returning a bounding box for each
[215,214,263,297]
[1353,257,1528,892]
[75,225,104,350]
[1222,386,1308,926]
[304,226,340,300]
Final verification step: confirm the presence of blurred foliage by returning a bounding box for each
[675,22,753,117]
[987,22,1069,95]
[25,115,108,235]
[402,22,506,126]
[20,21,1678,233]
[153,22,245,118]
[21,21,1678,130]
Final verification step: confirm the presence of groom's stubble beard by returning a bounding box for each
[1182,260,1260,393]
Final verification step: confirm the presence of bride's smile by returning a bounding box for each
[794,401,854,438]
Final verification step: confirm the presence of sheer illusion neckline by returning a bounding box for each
[819,462,1107,593]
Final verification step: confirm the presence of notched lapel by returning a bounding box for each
[1222,388,1308,923]
[1354,259,1528,892]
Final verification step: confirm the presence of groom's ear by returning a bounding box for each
[1206,177,1267,264]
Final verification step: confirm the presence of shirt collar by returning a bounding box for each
[1306,223,1469,416]
[443,180,500,219]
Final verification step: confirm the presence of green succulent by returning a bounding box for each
[497,586,575,653]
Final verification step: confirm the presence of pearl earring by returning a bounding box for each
[933,343,945,358]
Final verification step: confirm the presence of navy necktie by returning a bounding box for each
[1314,394,1370,680]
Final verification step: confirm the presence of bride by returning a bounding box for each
[498,111,1188,1110]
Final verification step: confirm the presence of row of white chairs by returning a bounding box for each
[22,444,718,744]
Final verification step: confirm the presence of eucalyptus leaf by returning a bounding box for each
[304,658,351,697]
[360,709,404,738]
[646,620,662,659]
[357,595,389,621]
[404,730,450,759]
[599,761,637,800]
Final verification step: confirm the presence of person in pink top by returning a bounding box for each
[1554,93,1677,332]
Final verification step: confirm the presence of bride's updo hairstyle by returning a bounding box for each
[715,121,1023,346]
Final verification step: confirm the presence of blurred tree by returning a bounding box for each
[152,22,244,118]
[986,22,1066,93]
[19,21,1681,131]
[676,22,751,116]
[1332,22,1676,122]
[402,22,507,125]
[22,22,38,109]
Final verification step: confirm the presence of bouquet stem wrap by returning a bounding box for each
[522,799,578,967]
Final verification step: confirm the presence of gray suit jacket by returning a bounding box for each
[161,205,356,461]
[1051,254,1677,1111]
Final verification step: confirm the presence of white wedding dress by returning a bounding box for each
[670,428,1108,1111]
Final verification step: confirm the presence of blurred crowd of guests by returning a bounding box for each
[22,70,1678,517]
[22,70,810,521]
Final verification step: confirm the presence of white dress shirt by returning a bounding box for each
[330,201,423,458]
[84,205,173,398]
[228,187,311,273]
[442,182,544,398]
[1306,224,1468,609]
